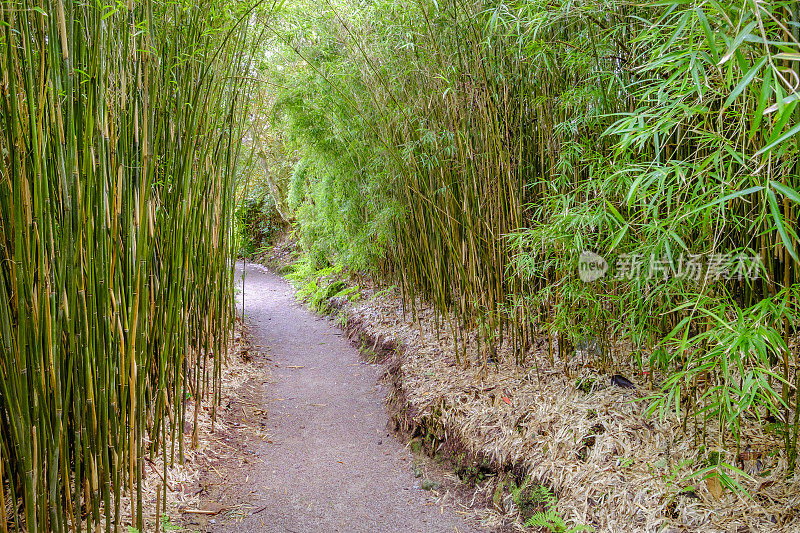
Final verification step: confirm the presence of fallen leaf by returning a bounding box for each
[502,396,512,405]
[706,476,723,500]
[611,375,636,389]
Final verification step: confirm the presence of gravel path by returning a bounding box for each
[214,261,484,532]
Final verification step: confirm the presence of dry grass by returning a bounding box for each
[89,318,260,532]
[341,284,800,532]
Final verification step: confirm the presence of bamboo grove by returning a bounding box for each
[0,0,262,530]
[268,0,800,474]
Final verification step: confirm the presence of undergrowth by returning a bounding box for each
[511,481,594,533]
[236,195,286,257]
[285,257,361,312]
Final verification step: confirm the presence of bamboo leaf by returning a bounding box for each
[763,93,800,115]
[723,56,767,109]
[718,21,757,66]
[767,187,798,262]
[687,186,763,216]
[749,69,772,138]
[609,224,629,252]
[774,53,800,61]
[756,117,800,156]
[770,180,800,205]
[605,199,625,224]
[696,7,719,64]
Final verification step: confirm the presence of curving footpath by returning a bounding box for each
[213,261,484,532]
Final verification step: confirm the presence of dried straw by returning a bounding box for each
[342,285,800,532]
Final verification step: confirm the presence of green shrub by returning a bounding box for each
[236,195,285,256]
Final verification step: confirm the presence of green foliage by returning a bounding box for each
[511,479,555,522]
[525,507,593,533]
[265,2,405,273]
[286,259,361,312]
[161,515,181,531]
[288,158,312,212]
[128,516,183,533]
[510,481,593,533]
[236,195,286,256]
[265,0,800,472]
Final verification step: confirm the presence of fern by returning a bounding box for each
[525,506,568,532]
[514,484,594,533]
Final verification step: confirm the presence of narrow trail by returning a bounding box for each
[212,261,484,532]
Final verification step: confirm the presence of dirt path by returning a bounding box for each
[198,262,484,532]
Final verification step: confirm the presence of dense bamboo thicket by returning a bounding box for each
[267,0,800,475]
[0,0,260,529]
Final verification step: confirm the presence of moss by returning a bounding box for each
[409,438,423,455]
[511,479,555,522]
